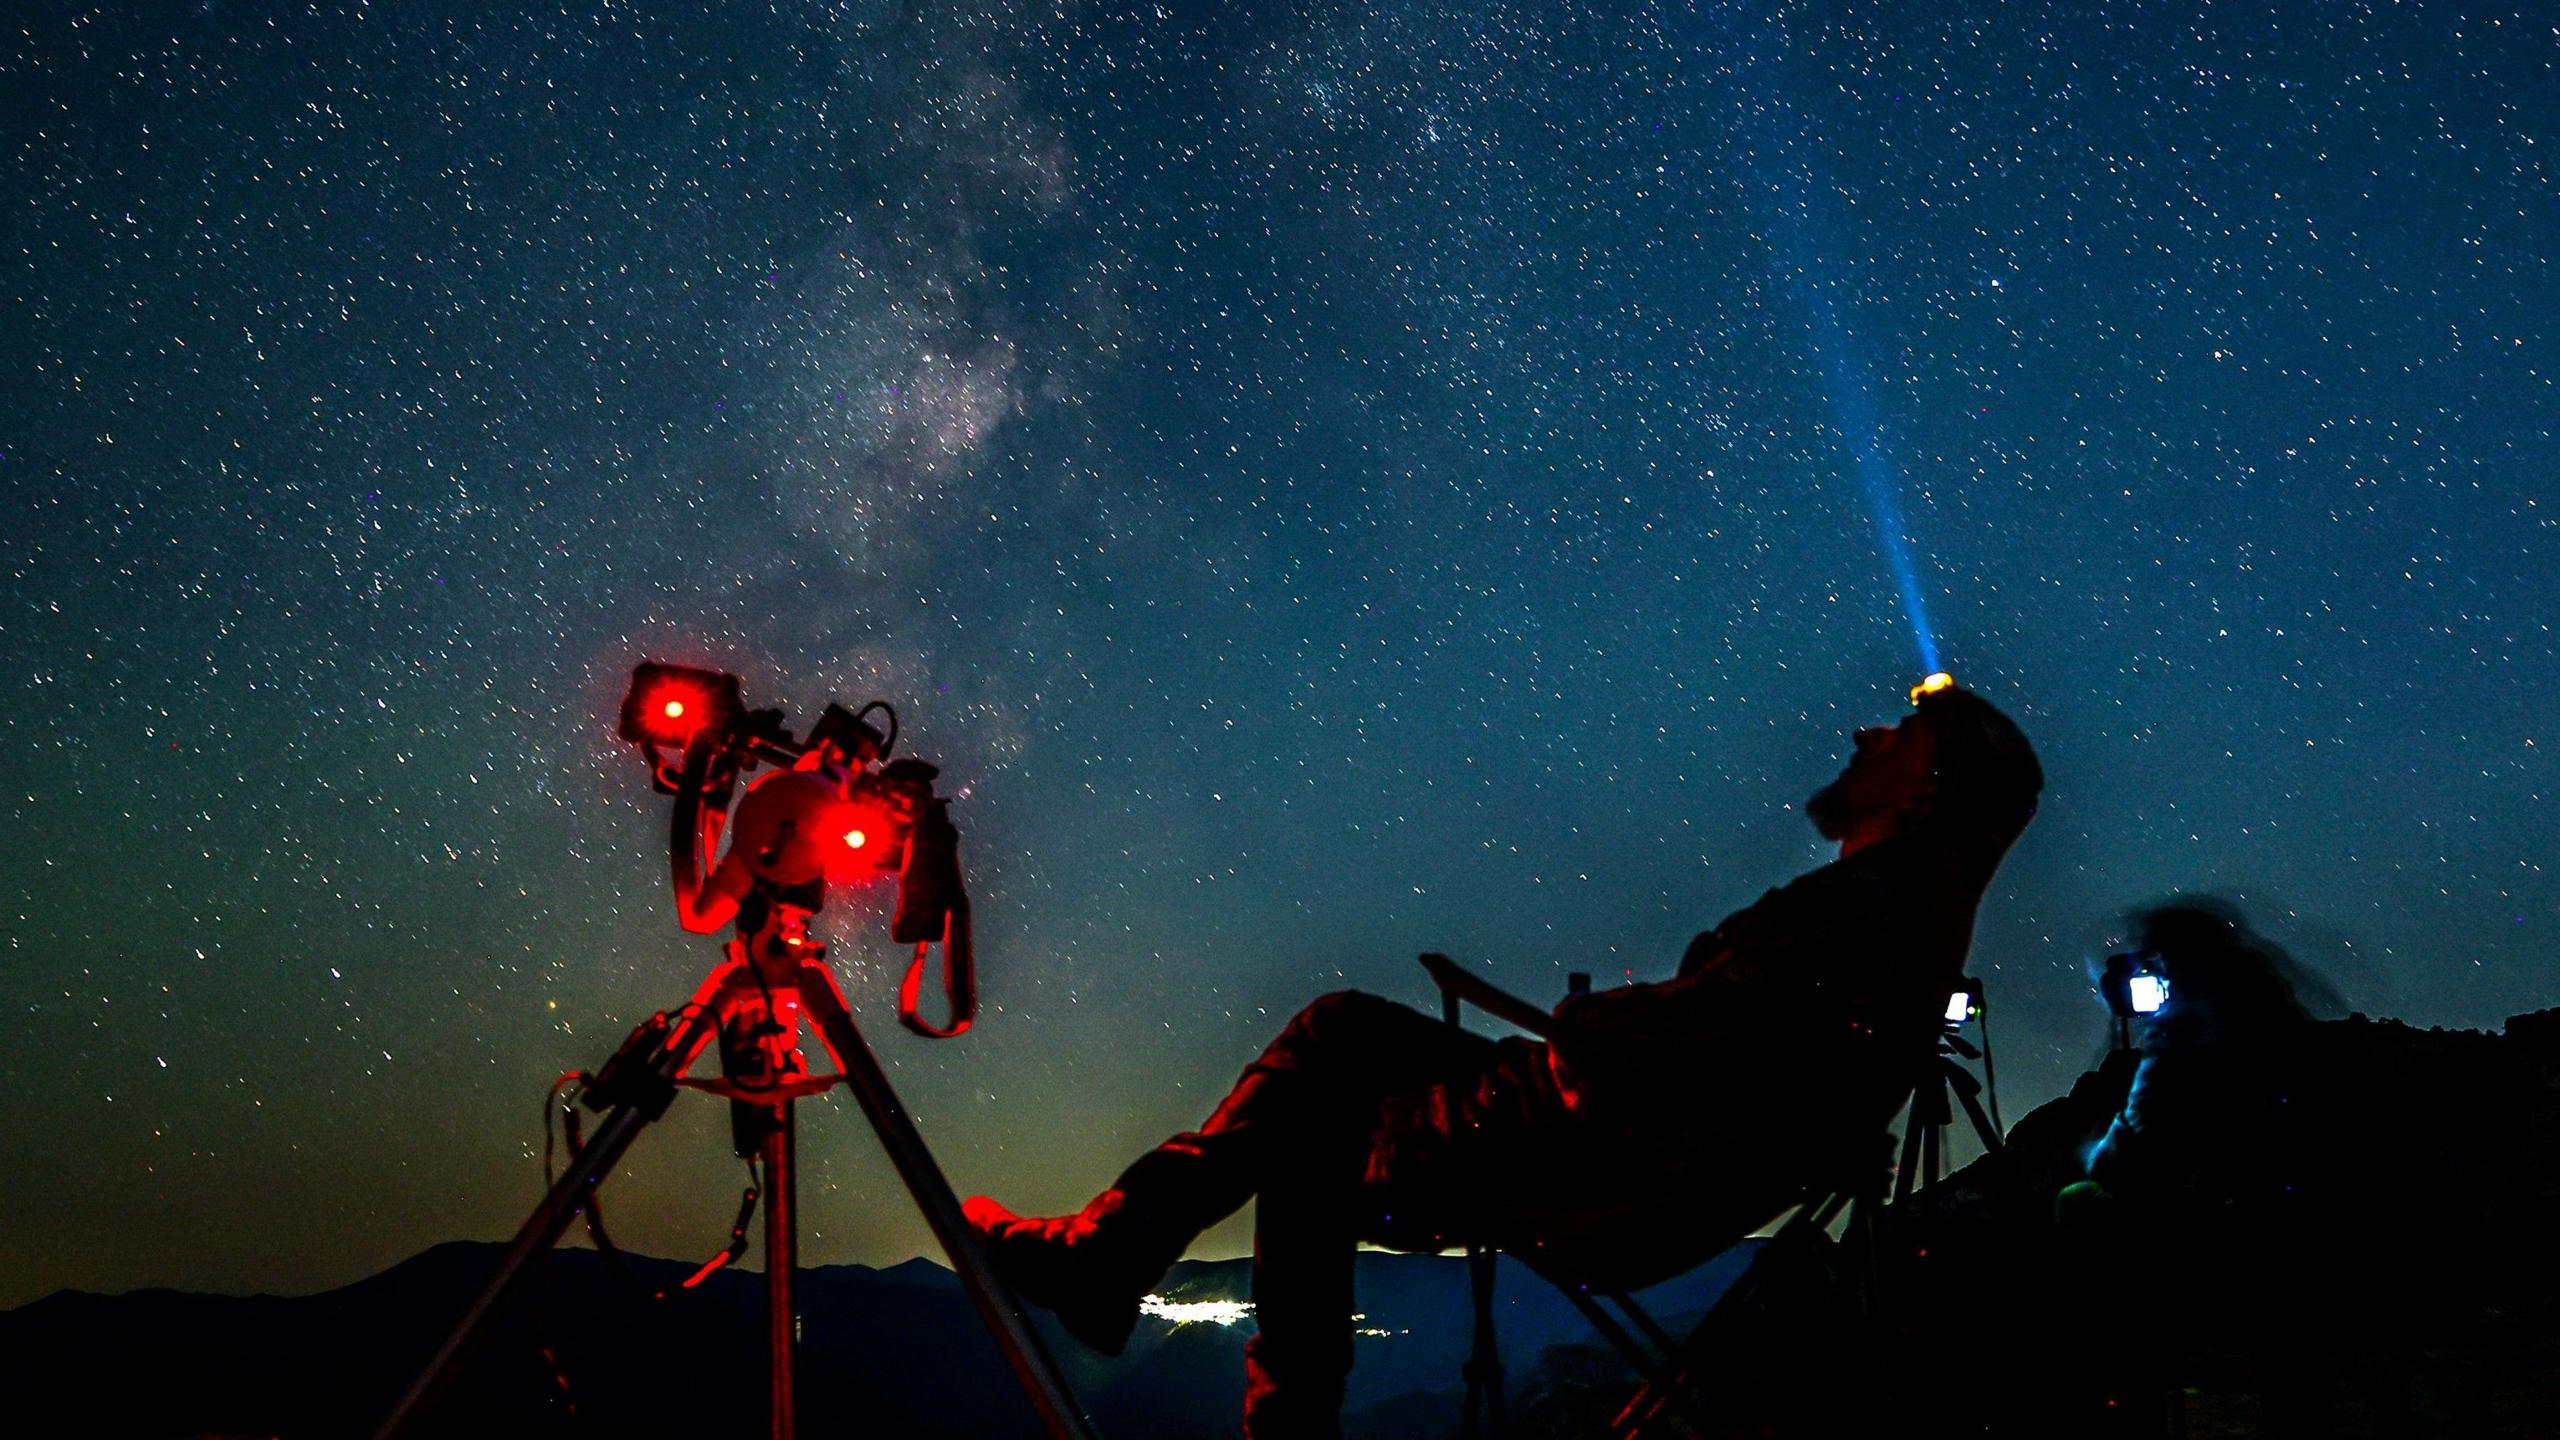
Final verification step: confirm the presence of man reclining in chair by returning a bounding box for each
[966,682,2042,1436]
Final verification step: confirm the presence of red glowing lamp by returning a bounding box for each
[618,663,745,748]
[821,800,901,885]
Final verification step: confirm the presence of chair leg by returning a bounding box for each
[1609,1186,1895,1440]
[1613,1295,1680,1361]
[1564,1285,1673,1385]
[1460,1248,1506,1437]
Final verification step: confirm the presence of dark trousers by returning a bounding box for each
[1117,990,1509,1439]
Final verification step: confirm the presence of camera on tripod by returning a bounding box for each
[1941,978,1983,1027]
[376,662,1094,1440]
[616,661,963,956]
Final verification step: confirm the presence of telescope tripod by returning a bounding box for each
[373,901,1096,1440]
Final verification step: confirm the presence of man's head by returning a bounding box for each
[1807,684,2042,850]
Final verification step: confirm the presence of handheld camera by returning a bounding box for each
[2099,951,2171,1021]
[2098,949,2169,1054]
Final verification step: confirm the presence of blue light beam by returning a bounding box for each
[1703,10,1947,676]
[1804,293,1941,676]
[1770,230,1942,676]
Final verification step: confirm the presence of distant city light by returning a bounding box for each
[1140,1295,1253,1328]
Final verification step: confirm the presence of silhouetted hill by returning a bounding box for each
[1882,1007,2560,1435]
[31,1009,2551,1438]
[0,1239,1750,1438]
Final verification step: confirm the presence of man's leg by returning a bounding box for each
[1216,991,1497,1437]
[969,990,1493,1357]
[1243,1156,1361,1440]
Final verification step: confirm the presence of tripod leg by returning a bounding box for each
[372,991,726,1440]
[1615,1294,1681,1359]
[766,1100,798,1440]
[796,964,1099,1440]
[1949,1072,2007,1157]
[1893,1118,1926,1206]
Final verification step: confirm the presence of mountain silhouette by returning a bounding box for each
[0,1239,1752,1438]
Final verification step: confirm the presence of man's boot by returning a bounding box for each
[963,1188,1176,1356]
[967,992,1424,1360]
[965,1099,1275,1354]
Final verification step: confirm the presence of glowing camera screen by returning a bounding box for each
[1943,991,1973,1025]
[2127,973,2170,1016]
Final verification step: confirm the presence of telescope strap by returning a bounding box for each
[896,895,976,1038]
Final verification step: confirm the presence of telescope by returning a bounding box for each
[617,662,968,1022]
[375,663,1093,1440]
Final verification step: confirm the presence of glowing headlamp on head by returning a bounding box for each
[1910,671,1956,704]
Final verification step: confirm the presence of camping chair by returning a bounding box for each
[1418,953,2001,1440]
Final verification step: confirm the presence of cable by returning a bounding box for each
[679,1163,763,1291]
[557,1102,642,1296]
[539,1044,760,1305]
[535,1075,594,1426]
[896,893,975,1038]
[853,700,899,757]
[541,1072,583,1187]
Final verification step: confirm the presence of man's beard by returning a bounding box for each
[1805,775,1854,839]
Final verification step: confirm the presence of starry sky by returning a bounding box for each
[3,0,2553,1309]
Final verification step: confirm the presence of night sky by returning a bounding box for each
[4,1,2553,1310]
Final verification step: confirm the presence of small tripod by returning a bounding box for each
[1892,980,2007,1207]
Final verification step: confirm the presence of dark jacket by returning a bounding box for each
[1550,831,1967,1141]
[1371,828,2003,1289]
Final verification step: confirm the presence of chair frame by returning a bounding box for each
[1423,954,2000,1440]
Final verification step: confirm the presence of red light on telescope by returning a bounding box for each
[820,801,904,885]
[618,664,743,749]
[637,683,711,741]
